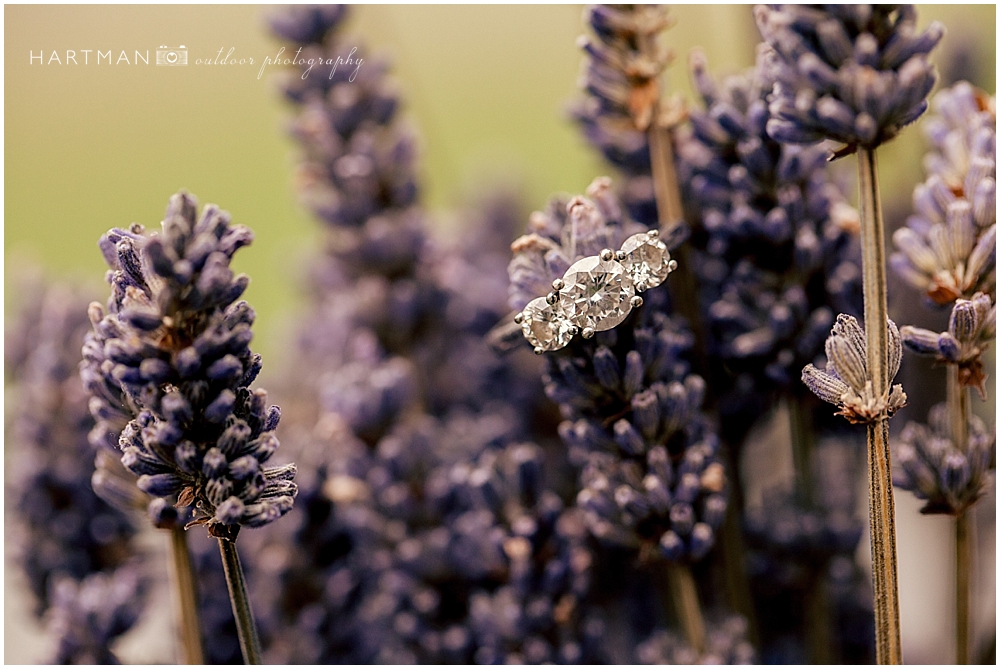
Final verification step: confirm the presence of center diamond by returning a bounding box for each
[561,256,635,332]
[621,232,672,291]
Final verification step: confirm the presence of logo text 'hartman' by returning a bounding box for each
[30,50,153,65]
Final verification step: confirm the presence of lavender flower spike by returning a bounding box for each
[572,4,678,225]
[801,314,907,424]
[893,403,995,515]
[900,292,995,398]
[890,82,996,304]
[755,5,943,150]
[85,192,296,536]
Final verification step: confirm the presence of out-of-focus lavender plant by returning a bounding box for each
[755,4,943,152]
[46,567,148,664]
[890,82,996,306]
[635,613,756,664]
[888,81,995,663]
[258,6,573,663]
[6,279,148,663]
[892,403,995,516]
[677,48,863,437]
[572,4,682,227]
[743,439,870,663]
[895,291,995,663]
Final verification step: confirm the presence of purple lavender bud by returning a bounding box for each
[892,82,996,303]
[658,530,684,561]
[137,472,185,496]
[894,402,995,514]
[756,5,942,148]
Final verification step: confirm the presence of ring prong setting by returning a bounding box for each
[630,295,644,308]
[513,312,524,324]
[600,248,613,261]
[582,327,595,339]
[552,278,565,291]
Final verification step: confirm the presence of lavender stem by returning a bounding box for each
[168,527,204,664]
[947,364,972,664]
[857,146,902,664]
[666,563,706,653]
[218,538,262,664]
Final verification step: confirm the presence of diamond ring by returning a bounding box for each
[513,229,677,353]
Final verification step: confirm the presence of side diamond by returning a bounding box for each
[621,232,673,291]
[562,255,635,332]
[521,296,575,352]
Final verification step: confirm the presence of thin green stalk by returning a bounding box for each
[857,147,902,664]
[788,398,832,663]
[666,563,706,654]
[218,537,262,664]
[948,365,972,664]
[167,526,205,664]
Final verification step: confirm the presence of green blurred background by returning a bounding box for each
[7,4,993,378]
[4,4,996,664]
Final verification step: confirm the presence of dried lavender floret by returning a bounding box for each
[678,49,863,405]
[84,192,296,534]
[893,403,995,515]
[755,4,943,149]
[801,314,907,424]
[46,565,148,664]
[890,82,996,304]
[634,612,756,664]
[572,4,677,225]
[901,292,994,397]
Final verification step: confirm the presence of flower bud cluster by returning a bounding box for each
[755,4,943,149]
[901,292,995,397]
[678,50,863,406]
[801,314,907,424]
[82,192,295,534]
[893,403,995,515]
[572,4,676,225]
[890,82,996,304]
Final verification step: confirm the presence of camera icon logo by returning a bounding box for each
[156,45,188,66]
